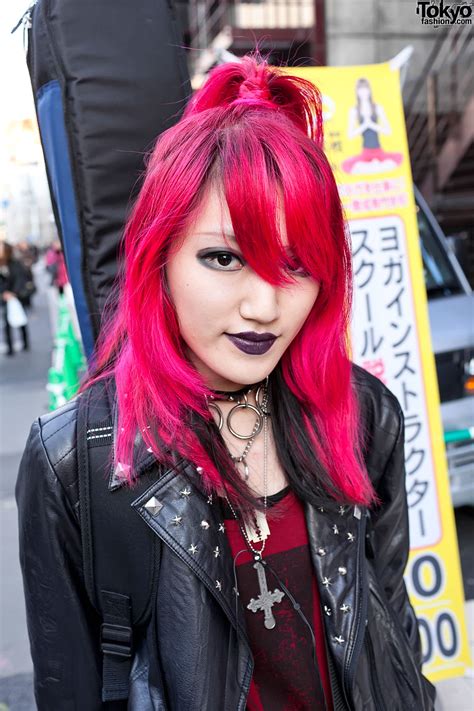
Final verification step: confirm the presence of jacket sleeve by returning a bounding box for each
[15,419,110,710]
[369,406,420,652]
[369,402,436,705]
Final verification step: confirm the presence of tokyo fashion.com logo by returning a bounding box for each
[416,1,473,24]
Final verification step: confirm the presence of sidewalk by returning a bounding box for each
[0,269,52,709]
[435,600,474,710]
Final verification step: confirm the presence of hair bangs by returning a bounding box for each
[216,111,339,289]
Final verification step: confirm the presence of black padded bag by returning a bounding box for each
[23,0,191,358]
[76,380,161,703]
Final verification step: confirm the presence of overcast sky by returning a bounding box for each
[1,2,36,130]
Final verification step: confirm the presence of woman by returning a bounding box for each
[45,240,69,295]
[342,77,403,175]
[16,57,435,710]
[0,241,30,355]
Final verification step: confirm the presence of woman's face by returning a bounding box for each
[166,187,320,390]
[357,83,371,100]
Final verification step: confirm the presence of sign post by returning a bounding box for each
[289,61,471,682]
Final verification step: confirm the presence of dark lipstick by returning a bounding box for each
[225,332,277,355]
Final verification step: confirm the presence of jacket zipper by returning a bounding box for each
[364,633,385,711]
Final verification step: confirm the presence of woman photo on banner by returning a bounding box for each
[343,77,403,175]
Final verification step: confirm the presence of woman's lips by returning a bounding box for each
[225,332,277,355]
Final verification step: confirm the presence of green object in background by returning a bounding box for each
[444,427,474,444]
[47,297,86,410]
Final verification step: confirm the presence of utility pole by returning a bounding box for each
[313,0,326,65]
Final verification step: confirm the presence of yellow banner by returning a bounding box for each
[288,62,470,682]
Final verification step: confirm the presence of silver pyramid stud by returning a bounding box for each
[196,466,203,473]
[114,461,131,481]
[144,496,163,516]
[201,520,210,530]
[317,547,326,556]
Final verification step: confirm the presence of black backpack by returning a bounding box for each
[76,380,161,703]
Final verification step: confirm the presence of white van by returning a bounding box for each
[416,187,474,507]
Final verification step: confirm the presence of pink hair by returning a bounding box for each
[88,56,376,507]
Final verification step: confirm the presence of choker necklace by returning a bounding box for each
[207,381,270,482]
[210,382,260,399]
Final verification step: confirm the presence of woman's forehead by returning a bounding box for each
[191,185,289,247]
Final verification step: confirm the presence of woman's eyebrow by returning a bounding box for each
[195,231,237,243]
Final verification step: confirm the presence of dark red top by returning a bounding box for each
[221,487,333,711]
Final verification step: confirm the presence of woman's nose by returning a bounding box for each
[239,273,280,324]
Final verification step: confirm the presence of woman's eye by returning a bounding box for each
[199,251,244,271]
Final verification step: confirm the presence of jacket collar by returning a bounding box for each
[130,457,250,642]
[108,392,161,490]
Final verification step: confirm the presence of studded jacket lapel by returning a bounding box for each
[131,458,249,638]
[305,500,367,697]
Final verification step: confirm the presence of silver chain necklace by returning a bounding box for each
[215,385,286,629]
[224,405,269,557]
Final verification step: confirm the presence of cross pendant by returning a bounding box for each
[247,560,285,630]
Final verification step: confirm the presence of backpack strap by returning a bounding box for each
[77,379,161,702]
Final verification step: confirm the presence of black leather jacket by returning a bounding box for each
[16,367,436,710]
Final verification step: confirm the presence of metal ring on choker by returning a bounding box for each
[208,402,224,431]
[227,403,263,440]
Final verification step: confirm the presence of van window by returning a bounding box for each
[417,207,463,298]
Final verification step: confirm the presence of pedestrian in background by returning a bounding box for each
[45,240,69,295]
[16,241,37,310]
[0,241,30,356]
